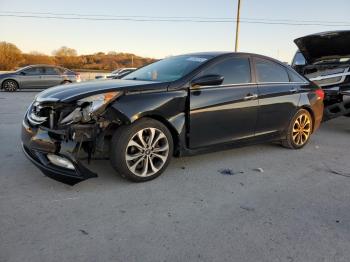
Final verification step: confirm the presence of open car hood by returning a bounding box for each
[294,31,350,64]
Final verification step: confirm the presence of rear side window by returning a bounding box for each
[44,67,60,75]
[288,69,306,83]
[200,57,251,85]
[255,58,289,83]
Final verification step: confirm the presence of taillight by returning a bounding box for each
[315,89,325,100]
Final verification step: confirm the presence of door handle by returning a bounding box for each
[289,87,298,93]
[244,93,258,100]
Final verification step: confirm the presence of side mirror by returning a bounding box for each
[19,71,26,75]
[191,74,224,87]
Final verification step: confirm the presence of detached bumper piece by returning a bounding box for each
[21,120,97,185]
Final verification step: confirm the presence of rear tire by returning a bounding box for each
[2,80,18,92]
[281,109,313,149]
[110,118,173,182]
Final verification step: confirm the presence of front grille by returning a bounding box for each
[306,67,350,87]
[313,76,343,86]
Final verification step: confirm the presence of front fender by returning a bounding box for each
[109,90,187,133]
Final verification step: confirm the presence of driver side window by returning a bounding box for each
[199,57,251,85]
[23,67,43,75]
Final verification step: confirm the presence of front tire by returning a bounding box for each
[281,109,313,149]
[2,80,18,92]
[110,118,173,182]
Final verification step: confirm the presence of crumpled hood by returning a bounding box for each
[36,79,168,103]
[294,30,350,64]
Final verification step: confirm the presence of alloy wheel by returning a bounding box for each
[292,113,311,146]
[125,127,169,177]
[4,80,17,92]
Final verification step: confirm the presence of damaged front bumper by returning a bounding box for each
[21,118,98,185]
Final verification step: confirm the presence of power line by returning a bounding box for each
[0,10,349,24]
[2,11,232,20]
[0,14,233,23]
[0,13,350,27]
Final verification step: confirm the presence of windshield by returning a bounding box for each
[15,66,31,73]
[111,69,121,74]
[292,52,306,66]
[123,55,211,82]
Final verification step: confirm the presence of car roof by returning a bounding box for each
[182,51,287,66]
[26,64,61,68]
[182,51,231,57]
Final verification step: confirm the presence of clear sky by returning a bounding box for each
[0,0,349,62]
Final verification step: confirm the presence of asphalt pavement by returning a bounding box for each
[1,91,350,262]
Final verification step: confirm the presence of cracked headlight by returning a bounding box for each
[60,91,121,125]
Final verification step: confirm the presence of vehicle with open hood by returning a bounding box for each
[22,52,324,185]
[292,31,350,120]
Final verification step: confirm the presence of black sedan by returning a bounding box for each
[21,52,324,185]
[1,65,81,91]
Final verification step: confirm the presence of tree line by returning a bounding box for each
[0,42,156,71]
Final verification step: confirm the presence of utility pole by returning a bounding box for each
[131,55,134,67]
[235,0,242,52]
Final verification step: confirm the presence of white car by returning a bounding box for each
[95,68,137,80]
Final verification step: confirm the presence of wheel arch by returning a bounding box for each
[61,80,72,84]
[106,91,187,155]
[141,114,183,155]
[297,92,318,133]
[106,104,186,155]
[299,105,316,132]
[1,78,19,89]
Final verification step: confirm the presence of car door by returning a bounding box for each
[42,67,63,87]
[17,67,44,89]
[189,56,258,148]
[253,57,302,136]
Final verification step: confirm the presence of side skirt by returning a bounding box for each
[178,132,282,157]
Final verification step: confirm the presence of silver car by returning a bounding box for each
[0,65,81,92]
